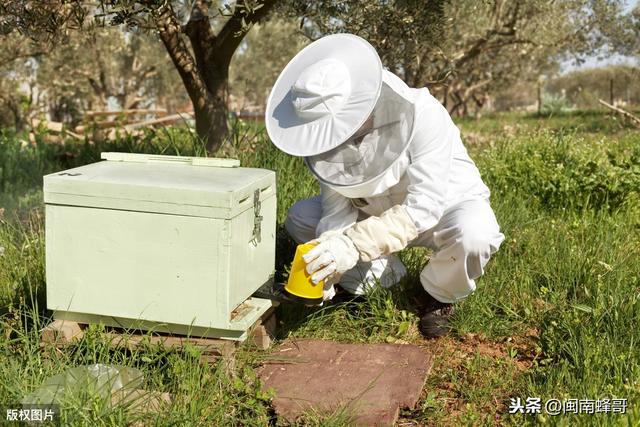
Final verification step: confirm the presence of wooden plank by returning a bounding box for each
[40,307,276,361]
[64,129,84,140]
[598,99,640,127]
[40,319,85,344]
[85,109,168,118]
[103,331,236,359]
[248,309,277,350]
[31,119,64,133]
[237,111,265,122]
[123,113,193,131]
[81,119,132,130]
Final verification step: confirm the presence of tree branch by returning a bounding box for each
[215,0,278,67]
[598,98,640,126]
[0,50,44,68]
[183,0,218,64]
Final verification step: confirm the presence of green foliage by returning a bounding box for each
[0,211,44,313]
[281,0,447,88]
[229,19,309,110]
[478,129,640,212]
[458,109,640,137]
[540,93,573,114]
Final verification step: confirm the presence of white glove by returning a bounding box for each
[302,234,360,285]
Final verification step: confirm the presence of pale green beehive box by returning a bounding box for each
[44,152,276,340]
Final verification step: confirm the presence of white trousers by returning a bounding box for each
[284,197,505,303]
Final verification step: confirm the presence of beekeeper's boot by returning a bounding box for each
[417,291,454,339]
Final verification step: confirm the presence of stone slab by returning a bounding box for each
[258,340,432,426]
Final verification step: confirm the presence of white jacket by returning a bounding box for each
[316,71,490,238]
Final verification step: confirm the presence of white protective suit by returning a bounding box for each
[284,70,505,303]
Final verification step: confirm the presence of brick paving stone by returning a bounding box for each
[258,339,433,426]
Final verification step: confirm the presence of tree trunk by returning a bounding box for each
[8,101,23,131]
[192,81,228,152]
[154,0,276,153]
[442,84,449,110]
[537,80,542,114]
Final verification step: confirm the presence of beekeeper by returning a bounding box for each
[265,34,505,337]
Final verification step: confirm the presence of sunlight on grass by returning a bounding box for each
[0,111,638,425]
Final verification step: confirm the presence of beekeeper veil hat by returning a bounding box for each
[265,33,416,187]
[266,33,384,156]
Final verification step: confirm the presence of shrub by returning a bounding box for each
[540,93,572,114]
[477,129,640,212]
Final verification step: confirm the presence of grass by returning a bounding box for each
[0,111,639,425]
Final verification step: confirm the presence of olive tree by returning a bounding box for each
[283,0,633,116]
[1,0,278,152]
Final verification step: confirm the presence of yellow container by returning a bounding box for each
[284,243,324,304]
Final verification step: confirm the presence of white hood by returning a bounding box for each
[306,70,419,198]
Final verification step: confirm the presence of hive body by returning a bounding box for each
[44,153,276,340]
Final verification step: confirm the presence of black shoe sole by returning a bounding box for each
[252,279,323,306]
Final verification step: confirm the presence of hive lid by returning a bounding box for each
[43,152,276,218]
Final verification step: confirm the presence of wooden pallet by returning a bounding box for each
[40,308,277,363]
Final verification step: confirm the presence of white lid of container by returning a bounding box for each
[43,152,276,219]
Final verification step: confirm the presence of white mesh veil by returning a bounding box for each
[306,82,415,187]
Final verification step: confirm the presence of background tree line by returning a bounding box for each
[1,0,638,152]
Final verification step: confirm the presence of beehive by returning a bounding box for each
[43,152,276,340]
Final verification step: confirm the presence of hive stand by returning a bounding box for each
[40,307,277,363]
